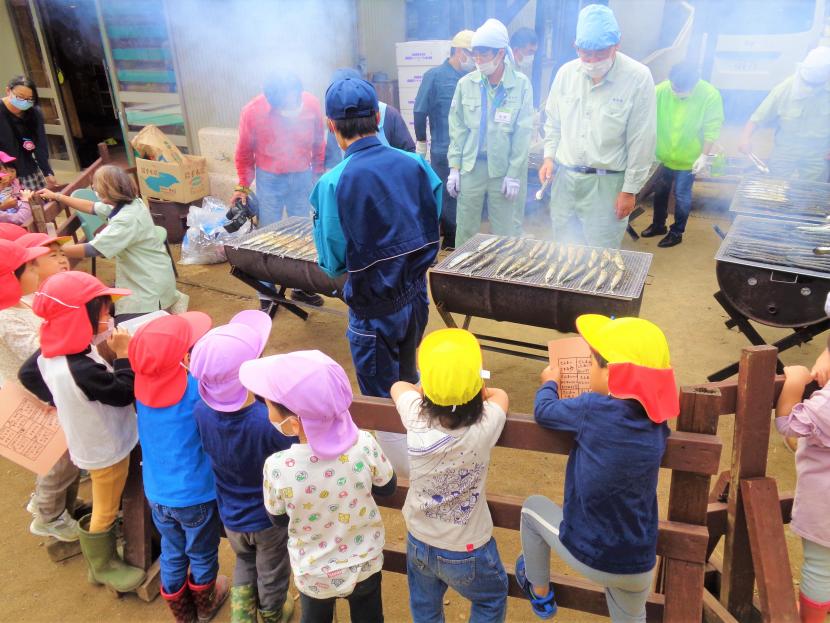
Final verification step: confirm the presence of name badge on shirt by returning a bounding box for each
[494,108,512,124]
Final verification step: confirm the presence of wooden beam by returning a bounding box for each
[382,543,666,621]
[375,480,708,564]
[122,445,153,570]
[349,397,722,475]
[740,478,799,622]
[704,589,740,623]
[720,346,778,620]
[661,388,721,620]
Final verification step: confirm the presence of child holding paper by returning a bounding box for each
[517,315,678,621]
[0,238,79,543]
[0,151,33,226]
[18,271,145,593]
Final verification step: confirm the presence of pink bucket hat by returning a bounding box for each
[239,350,358,459]
[189,310,273,411]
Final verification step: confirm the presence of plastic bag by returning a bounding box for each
[179,196,252,265]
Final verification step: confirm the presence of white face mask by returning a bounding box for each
[824,292,830,317]
[582,56,614,79]
[272,416,298,436]
[477,56,501,77]
[519,55,535,71]
[92,317,115,346]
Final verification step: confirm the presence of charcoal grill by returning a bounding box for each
[729,176,830,223]
[431,234,653,360]
[709,214,830,380]
[224,217,346,320]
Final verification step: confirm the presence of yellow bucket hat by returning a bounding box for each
[418,328,484,407]
[576,314,671,368]
[576,314,678,424]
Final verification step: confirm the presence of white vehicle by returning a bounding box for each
[709,0,828,92]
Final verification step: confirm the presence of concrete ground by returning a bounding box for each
[0,177,817,622]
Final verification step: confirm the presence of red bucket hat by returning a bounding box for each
[0,239,49,310]
[33,271,131,357]
[0,223,28,241]
[17,232,72,248]
[129,312,213,408]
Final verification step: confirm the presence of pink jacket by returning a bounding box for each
[776,385,830,547]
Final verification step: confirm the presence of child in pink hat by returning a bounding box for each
[240,350,396,623]
[190,310,296,623]
[0,152,33,226]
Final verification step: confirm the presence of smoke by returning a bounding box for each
[165,0,357,129]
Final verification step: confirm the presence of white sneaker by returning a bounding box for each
[29,510,80,542]
[26,493,37,516]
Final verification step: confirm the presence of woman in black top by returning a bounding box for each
[0,76,55,190]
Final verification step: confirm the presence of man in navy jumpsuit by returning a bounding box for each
[311,77,442,407]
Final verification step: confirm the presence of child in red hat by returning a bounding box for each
[128,313,230,623]
[18,270,146,594]
[0,239,79,543]
[516,315,679,621]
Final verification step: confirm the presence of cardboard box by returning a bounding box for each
[397,65,430,89]
[130,125,185,165]
[398,86,420,110]
[395,40,451,66]
[137,155,210,204]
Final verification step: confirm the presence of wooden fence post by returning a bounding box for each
[719,346,778,620]
[661,386,721,621]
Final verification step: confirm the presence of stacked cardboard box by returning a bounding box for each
[131,125,209,204]
[197,127,240,205]
[395,40,451,150]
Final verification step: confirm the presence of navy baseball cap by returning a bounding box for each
[325,78,378,120]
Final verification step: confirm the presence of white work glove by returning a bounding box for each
[447,168,460,198]
[501,176,521,201]
[415,141,428,157]
[691,154,710,176]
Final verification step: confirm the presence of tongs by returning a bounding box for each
[747,153,770,175]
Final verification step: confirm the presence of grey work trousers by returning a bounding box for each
[225,524,291,611]
[520,495,654,623]
[32,451,80,522]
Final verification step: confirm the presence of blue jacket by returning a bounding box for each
[136,375,216,508]
[534,381,670,575]
[194,400,296,532]
[311,135,442,318]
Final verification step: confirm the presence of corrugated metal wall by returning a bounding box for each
[166,0,358,151]
[357,0,406,79]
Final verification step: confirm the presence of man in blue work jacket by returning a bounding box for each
[310,77,442,475]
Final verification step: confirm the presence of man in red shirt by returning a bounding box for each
[232,71,326,306]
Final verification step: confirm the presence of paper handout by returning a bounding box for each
[0,382,68,475]
[547,337,593,398]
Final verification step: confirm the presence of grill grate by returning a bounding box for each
[716,215,830,279]
[730,176,830,223]
[227,217,317,261]
[433,234,652,301]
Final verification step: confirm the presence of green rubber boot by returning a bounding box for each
[78,513,145,593]
[258,596,295,623]
[231,585,257,623]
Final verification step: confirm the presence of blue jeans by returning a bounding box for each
[406,533,508,623]
[346,288,428,398]
[254,168,313,226]
[150,500,221,593]
[652,165,694,235]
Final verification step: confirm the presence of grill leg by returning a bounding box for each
[229,267,309,321]
[435,303,459,329]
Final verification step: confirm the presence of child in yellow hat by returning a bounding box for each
[516,314,679,621]
[390,328,510,622]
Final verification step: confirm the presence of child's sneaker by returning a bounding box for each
[29,509,80,542]
[515,554,557,619]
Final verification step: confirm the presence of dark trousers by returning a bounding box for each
[225,524,290,611]
[299,571,383,623]
[652,165,695,235]
[430,151,456,246]
[346,288,429,398]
